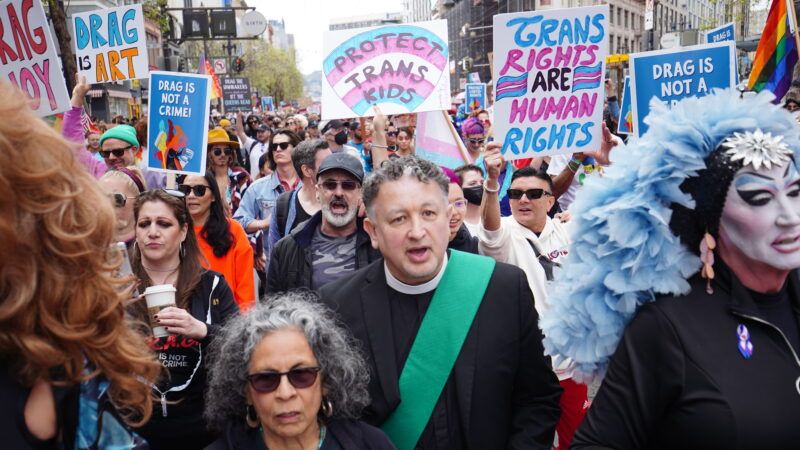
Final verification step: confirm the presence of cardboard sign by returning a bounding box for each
[221,76,251,111]
[321,19,451,119]
[617,76,633,135]
[465,83,486,112]
[72,4,148,84]
[493,5,610,159]
[0,0,71,117]
[147,71,210,175]
[630,41,737,136]
[704,22,735,44]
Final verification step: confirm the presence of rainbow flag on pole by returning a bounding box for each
[747,0,800,101]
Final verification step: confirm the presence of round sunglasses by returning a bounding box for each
[107,192,135,208]
[247,367,321,394]
[212,148,233,157]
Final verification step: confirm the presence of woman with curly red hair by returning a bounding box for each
[0,81,161,449]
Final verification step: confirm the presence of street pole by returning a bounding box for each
[49,0,77,93]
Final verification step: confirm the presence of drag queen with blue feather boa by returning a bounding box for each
[541,90,800,448]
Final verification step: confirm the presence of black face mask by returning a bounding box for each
[462,185,483,205]
[334,130,348,146]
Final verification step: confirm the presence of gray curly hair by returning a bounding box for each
[204,291,371,431]
[362,155,449,218]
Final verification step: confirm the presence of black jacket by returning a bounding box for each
[574,266,800,449]
[319,257,562,449]
[447,224,479,254]
[205,418,397,450]
[266,211,381,293]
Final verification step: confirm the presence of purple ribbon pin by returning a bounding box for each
[737,324,754,359]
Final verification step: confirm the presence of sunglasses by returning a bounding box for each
[212,148,233,157]
[468,138,485,145]
[177,184,209,197]
[319,179,359,191]
[108,192,135,208]
[247,367,321,394]
[386,131,398,137]
[99,145,133,158]
[507,188,552,200]
[273,142,291,151]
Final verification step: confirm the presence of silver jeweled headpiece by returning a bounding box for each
[721,129,793,171]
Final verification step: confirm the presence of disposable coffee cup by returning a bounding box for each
[144,284,177,338]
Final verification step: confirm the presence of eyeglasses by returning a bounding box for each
[273,142,291,151]
[108,192,135,208]
[450,199,467,209]
[468,138,485,145]
[177,184,209,197]
[507,188,552,200]
[319,179,360,191]
[247,367,321,394]
[212,148,233,156]
[99,146,133,158]
[386,131,398,137]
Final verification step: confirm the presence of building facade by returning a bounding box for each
[329,12,405,31]
[404,0,434,22]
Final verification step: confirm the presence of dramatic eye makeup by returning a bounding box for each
[734,163,800,206]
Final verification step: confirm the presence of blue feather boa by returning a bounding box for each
[540,89,800,382]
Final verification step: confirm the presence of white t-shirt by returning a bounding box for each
[547,154,602,211]
[244,136,270,176]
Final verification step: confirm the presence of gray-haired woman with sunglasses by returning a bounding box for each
[204,293,396,450]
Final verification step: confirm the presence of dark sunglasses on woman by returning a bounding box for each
[507,188,552,200]
[468,138,485,145]
[108,192,135,208]
[212,148,233,156]
[177,184,209,197]
[247,367,321,394]
[273,142,291,151]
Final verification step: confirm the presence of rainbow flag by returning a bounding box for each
[748,0,799,101]
[198,52,223,100]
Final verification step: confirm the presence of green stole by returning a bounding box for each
[381,250,496,450]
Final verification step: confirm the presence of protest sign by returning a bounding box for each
[704,22,735,44]
[630,41,737,136]
[465,83,487,112]
[321,19,451,119]
[617,76,633,135]
[147,71,210,175]
[72,4,148,84]
[493,5,610,159]
[221,76,252,111]
[261,95,274,111]
[0,0,71,117]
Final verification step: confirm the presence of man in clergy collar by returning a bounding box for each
[319,156,562,450]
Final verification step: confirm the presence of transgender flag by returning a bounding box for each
[415,110,470,169]
[572,63,603,92]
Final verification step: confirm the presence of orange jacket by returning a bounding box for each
[195,219,255,310]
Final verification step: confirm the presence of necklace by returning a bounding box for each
[144,266,179,285]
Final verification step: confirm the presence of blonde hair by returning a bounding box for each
[99,165,147,195]
[0,82,160,425]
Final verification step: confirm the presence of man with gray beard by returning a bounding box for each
[266,153,382,292]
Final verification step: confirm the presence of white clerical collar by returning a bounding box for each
[385,253,448,295]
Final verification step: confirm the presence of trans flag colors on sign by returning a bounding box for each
[321,20,451,119]
[492,5,609,159]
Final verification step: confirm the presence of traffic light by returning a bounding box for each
[234,57,245,73]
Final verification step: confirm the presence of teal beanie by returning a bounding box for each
[99,125,139,147]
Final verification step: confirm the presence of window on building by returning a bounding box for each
[610,5,614,24]
[624,10,629,28]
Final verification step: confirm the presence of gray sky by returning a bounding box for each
[248,0,405,75]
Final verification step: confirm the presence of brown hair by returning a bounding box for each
[0,81,160,425]
[130,190,204,311]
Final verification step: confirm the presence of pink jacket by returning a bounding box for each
[63,106,106,178]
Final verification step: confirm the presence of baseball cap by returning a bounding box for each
[320,119,344,135]
[316,152,364,183]
[256,124,270,132]
[308,120,319,128]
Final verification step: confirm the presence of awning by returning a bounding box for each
[87,89,105,98]
[107,90,132,99]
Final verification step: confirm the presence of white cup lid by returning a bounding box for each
[144,284,177,295]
